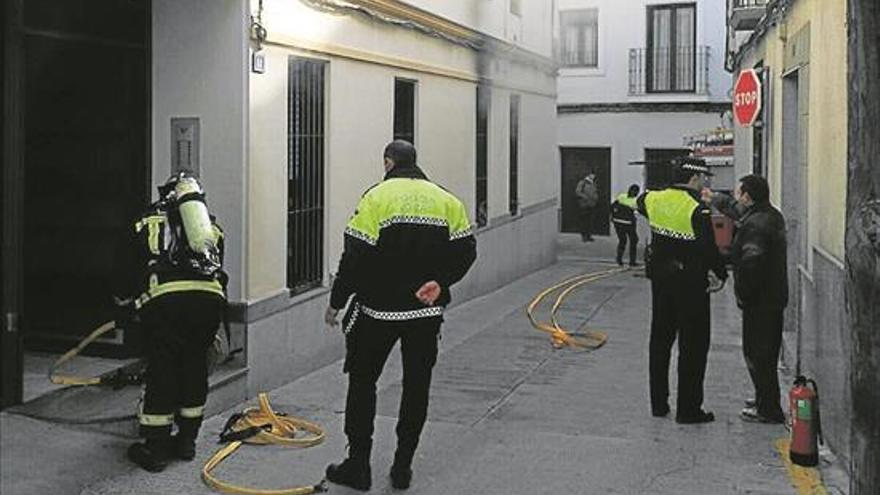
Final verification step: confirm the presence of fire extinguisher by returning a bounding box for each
[789,375,823,467]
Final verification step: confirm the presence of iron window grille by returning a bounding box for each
[287,57,326,294]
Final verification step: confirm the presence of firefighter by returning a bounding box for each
[611,184,641,266]
[324,140,477,491]
[114,173,227,472]
[637,158,727,424]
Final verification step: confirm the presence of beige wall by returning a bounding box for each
[737,0,847,262]
[246,0,558,300]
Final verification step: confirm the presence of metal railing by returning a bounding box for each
[733,0,767,7]
[628,46,711,95]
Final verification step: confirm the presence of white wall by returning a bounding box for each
[247,0,558,297]
[557,0,731,105]
[406,0,555,58]
[153,0,249,300]
[558,111,725,196]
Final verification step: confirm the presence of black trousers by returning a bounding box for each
[742,306,785,419]
[580,207,595,239]
[139,292,224,439]
[649,274,711,416]
[343,315,441,457]
[613,223,638,264]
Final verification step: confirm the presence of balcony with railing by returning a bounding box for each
[628,46,711,96]
[729,0,768,31]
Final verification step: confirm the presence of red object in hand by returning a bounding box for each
[415,281,441,306]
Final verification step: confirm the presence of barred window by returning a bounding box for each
[476,85,489,227]
[509,94,520,216]
[394,78,416,145]
[287,57,326,294]
[561,9,598,68]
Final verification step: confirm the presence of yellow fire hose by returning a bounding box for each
[527,267,630,349]
[48,320,119,386]
[202,393,327,495]
[49,320,226,388]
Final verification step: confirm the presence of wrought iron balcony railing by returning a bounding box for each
[730,0,768,31]
[628,46,710,95]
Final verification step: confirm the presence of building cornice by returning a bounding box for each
[297,0,559,75]
[558,102,732,114]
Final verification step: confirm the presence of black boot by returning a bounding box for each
[326,445,371,491]
[173,433,197,461]
[390,448,414,490]
[127,438,172,473]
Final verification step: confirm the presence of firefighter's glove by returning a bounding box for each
[706,272,725,293]
[415,281,442,306]
[324,307,340,330]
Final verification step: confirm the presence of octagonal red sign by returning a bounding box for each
[734,69,762,127]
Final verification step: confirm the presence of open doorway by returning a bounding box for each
[560,147,611,236]
[2,0,150,407]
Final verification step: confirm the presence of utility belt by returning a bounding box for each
[342,300,444,334]
[648,257,706,280]
[135,272,225,309]
[612,218,634,226]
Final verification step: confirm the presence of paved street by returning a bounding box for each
[2,235,842,494]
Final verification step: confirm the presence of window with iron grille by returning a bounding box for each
[509,94,520,215]
[561,9,598,68]
[394,78,416,145]
[476,85,489,227]
[287,57,326,294]
[647,3,696,92]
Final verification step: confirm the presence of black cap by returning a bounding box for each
[676,157,713,176]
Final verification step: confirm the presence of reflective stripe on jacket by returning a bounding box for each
[330,166,477,318]
[611,193,638,225]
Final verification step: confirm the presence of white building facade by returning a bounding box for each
[556,0,731,235]
[153,0,560,397]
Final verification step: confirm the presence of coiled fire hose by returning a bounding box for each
[202,392,328,495]
[527,267,630,349]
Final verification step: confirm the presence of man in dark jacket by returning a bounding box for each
[708,174,787,423]
[575,172,599,241]
[324,140,477,491]
[637,159,728,424]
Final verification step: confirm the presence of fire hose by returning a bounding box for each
[202,393,327,495]
[527,267,631,349]
[47,320,138,387]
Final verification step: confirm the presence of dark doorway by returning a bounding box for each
[7,0,150,364]
[560,147,611,235]
[643,148,691,190]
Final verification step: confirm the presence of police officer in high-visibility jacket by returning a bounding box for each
[113,173,227,472]
[637,158,727,424]
[324,140,477,491]
[611,184,641,266]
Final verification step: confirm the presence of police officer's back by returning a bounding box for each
[324,140,477,491]
[637,159,727,424]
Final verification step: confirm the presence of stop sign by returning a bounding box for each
[733,69,762,127]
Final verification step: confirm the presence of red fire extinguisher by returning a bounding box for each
[789,375,823,467]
